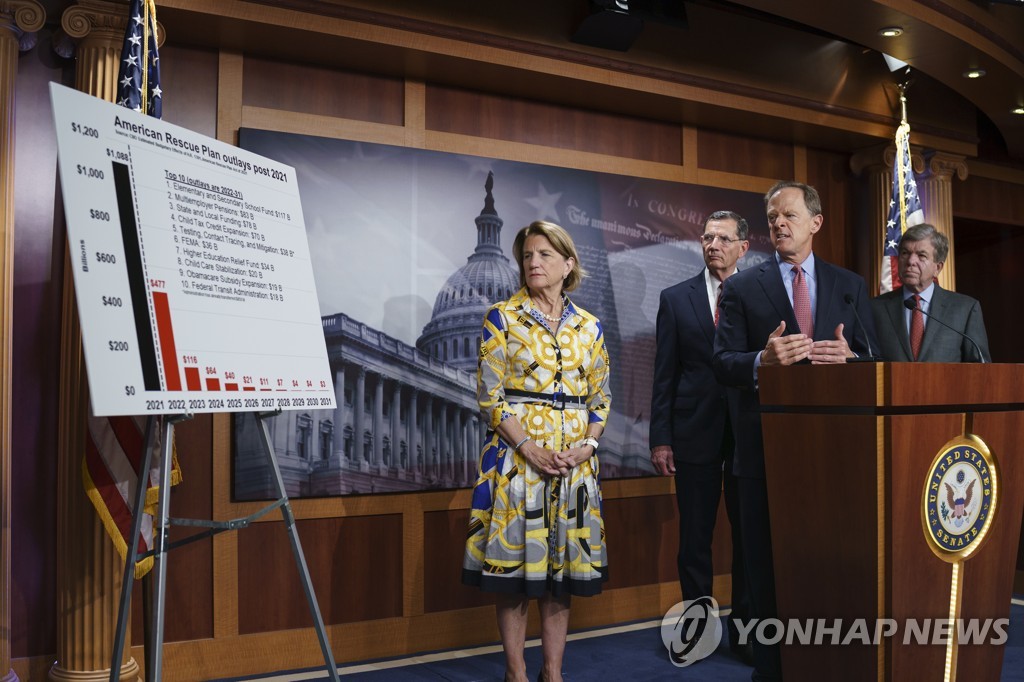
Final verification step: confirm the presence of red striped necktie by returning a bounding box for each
[792,266,813,337]
[713,284,722,327]
[910,294,924,360]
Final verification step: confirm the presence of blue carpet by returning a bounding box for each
[213,599,1024,681]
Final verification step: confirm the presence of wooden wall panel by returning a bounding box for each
[425,85,682,165]
[165,415,216,640]
[161,45,220,138]
[954,218,1024,363]
[806,147,854,270]
[237,514,403,633]
[954,173,1024,226]
[423,509,494,613]
[697,128,793,180]
[603,494,678,589]
[242,56,405,125]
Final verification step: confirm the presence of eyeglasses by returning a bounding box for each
[700,233,743,246]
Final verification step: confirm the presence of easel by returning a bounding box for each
[109,410,340,682]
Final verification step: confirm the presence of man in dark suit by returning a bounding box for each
[871,223,990,362]
[712,181,878,681]
[650,210,751,664]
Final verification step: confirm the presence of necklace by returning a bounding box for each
[537,308,561,323]
[531,296,565,323]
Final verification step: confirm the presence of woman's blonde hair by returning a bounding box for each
[512,220,588,292]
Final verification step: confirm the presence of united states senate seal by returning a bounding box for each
[921,434,999,562]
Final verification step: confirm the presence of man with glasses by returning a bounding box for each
[712,182,877,681]
[650,210,752,665]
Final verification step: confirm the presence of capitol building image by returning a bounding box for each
[234,173,637,500]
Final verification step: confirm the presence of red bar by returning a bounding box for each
[206,378,221,391]
[152,292,182,390]
[184,367,201,391]
[243,386,256,392]
[225,383,239,391]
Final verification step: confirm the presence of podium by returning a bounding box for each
[759,363,1024,682]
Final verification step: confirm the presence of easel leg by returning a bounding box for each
[147,414,181,681]
[256,412,340,682]
[143,573,153,681]
[110,415,158,682]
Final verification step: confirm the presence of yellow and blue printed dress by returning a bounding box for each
[462,287,612,597]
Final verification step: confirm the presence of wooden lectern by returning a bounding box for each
[759,363,1024,682]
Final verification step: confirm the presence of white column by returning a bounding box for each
[407,388,418,474]
[354,367,365,465]
[390,381,402,470]
[332,363,345,458]
[438,402,448,481]
[372,372,384,468]
[423,395,434,476]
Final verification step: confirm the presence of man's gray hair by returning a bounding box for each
[764,181,822,217]
[703,210,749,240]
[900,223,949,263]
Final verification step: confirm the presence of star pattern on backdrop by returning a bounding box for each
[524,183,563,222]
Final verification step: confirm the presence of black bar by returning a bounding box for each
[112,161,161,391]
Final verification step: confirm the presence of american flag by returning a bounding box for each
[115,0,162,117]
[82,0,178,580]
[880,119,924,293]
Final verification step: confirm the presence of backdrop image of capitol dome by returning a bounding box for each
[232,131,770,499]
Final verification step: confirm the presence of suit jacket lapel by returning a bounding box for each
[757,260,799,333]
[887,291,914,360]
[813,260,836,341]
[687,271,716,344]
[919,285,947,359]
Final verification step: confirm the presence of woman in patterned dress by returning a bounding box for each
[462,220,612,682]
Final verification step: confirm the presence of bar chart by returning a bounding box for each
[51,83,336,416]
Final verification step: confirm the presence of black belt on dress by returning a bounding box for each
[504,388,587,410]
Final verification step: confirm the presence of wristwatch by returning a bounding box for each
[583,436,600,451]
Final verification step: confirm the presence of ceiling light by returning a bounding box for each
[1012,106,1024,116]
[963,68,986,79]
[878,27,903,37]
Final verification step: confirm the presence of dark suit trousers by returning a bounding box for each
[673,430,748,645]
[738,475,782,681]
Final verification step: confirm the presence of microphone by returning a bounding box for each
[903,297,987,363]
[843,293,880,362]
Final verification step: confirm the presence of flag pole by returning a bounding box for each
[880,67,923,294]
[898,82,908,125]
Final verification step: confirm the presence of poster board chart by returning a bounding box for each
[50,82,335,417]
[50,83,339,681]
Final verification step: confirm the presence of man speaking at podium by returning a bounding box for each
[870,223,990,363]
[712,181,878,681]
